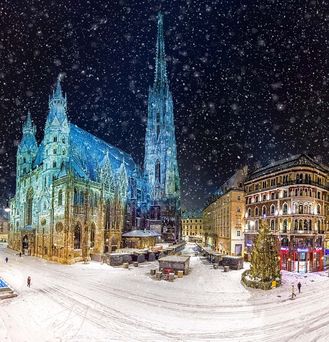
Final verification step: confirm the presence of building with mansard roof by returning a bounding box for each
[8,13,181,263]
[244,154,329,273]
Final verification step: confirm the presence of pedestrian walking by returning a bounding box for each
[5,257,8,263]
[297,281,301,293]
[291,284,297,299]
[27,276,31,287]
[19,252,22,257]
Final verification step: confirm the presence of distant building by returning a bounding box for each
[202,168,247,255]
[244,154,329,273]
[181,211,203,242]
[0,210,9,243]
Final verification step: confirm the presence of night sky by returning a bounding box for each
[0,0,328,210]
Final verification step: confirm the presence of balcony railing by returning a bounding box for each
[247,179,329,195]
[244,228,325,235]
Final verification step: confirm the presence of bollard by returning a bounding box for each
[168,273,175,282]
[155,271,162,280]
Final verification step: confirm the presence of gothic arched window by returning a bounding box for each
[90,223,96,248]
[155,160,160,183]
[156,112,160,137]
[26,190,33,225]
[74,188,78,205]
[58,190,63,206]
[74,224,81,249]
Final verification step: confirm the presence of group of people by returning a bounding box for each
[291,282,302,299]
[4,254,31,287]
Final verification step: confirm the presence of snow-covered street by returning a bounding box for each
[1,243,329,342]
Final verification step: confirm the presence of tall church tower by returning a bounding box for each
[43,77,70,187]
[144,13,181,241]
[17,111,38,184]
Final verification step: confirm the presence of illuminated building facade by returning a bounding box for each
[244,154,329,273]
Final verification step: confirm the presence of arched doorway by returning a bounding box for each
[22,235,29,254]
[90,223,96,248]
[110,236,118,252]
[74,224,81,249]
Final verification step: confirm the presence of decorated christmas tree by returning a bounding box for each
[250,220,280,282]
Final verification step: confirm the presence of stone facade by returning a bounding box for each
[202,168,247,255]
[181,215,203,242]
[203,189,245,256]
[0,213,9,243]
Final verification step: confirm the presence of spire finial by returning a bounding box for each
[54,74,63,98]
[154,11,168,88]
[23,110,36,135]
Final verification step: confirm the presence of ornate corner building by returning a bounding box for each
[244,154,329,273]
[8,13,181,263]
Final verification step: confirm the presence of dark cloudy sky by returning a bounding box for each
[0,0,328,209]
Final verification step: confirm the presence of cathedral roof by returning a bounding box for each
[68,124,138,181]
[33,123,140,181]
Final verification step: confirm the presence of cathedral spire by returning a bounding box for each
[54,75,63,99]
[154,12,168,89]
[46,76,68,128]
[18,110,38,154]
[23,110,36,135]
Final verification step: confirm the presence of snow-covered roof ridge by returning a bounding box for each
[248,154,329,181]
[68,123,138,181]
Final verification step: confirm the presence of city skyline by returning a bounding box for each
[0,1,327,210]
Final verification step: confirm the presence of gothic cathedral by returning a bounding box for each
[8,13,181,263]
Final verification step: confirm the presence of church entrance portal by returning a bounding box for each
[22,235,29,255]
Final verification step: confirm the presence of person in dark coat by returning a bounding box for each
[27,276,31,287]
[5,257,8,263]
[297,281,301,293]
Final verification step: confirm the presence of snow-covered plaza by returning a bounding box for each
[1,243,329,342]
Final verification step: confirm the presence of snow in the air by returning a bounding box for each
[1,243,329,342]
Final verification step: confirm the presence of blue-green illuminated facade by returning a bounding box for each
[9,13,181,262]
